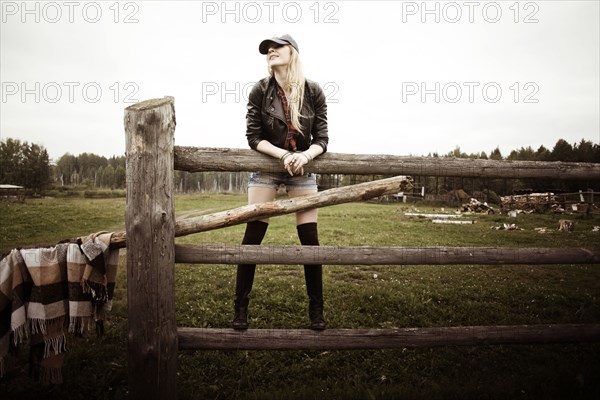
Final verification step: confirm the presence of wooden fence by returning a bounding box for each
[123,97,600,399]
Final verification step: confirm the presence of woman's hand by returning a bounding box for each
[282,152,310,176]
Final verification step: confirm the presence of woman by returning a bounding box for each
[233,34,329,331]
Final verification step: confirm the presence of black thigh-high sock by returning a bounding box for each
[297,222,324,309]
[234,220,269,308]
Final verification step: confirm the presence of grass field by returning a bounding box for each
[1,193,599,400]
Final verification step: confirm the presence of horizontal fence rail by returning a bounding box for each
[175,244,600,265]
[175,146,600,180]
[178,324,600,350]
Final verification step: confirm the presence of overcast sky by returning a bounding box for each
[1,1,599,161]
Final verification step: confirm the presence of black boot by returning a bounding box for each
[297,223,326,331]
[233,220,269,330]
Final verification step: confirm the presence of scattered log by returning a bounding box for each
[432,220,476,224]
[404,213,461,219]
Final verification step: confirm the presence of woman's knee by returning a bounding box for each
[296,209,318,225]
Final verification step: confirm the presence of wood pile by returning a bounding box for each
[500,193,560,212]
[461,198,496,214]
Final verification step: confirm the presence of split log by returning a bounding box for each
[174,245,600,265]
[177,324,600,350]
[431,220,476,224]
[404,213,462,219]
[174,146,600,180]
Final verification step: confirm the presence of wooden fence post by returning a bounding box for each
[125,97,177,399]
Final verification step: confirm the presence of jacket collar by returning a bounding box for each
[265,77,286,122]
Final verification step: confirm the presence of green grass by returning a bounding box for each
[0,197,126,251]
[1,194,599,399]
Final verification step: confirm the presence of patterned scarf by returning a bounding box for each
[276,83,299,151]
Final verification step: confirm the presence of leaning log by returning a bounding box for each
[175,175,411,237]
[174,245,600,265]
[110,175,412,248]
[177,324,600,350]
[174,146,600,180]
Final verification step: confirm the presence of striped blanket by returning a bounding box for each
[0,232,119,383]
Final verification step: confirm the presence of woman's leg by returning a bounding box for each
[248,186,278,224]
[232,186,277,330]
[288,189,326,330]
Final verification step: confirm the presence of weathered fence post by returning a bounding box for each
[125,97,177,399]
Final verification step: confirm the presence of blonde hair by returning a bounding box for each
[269,45,306,134]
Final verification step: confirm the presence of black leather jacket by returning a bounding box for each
[246,76,329,153]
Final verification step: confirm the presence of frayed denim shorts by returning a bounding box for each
[248,171,317,192]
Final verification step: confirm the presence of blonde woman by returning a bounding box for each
[233,34,329,330]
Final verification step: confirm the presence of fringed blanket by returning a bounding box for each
[0,232,119,383]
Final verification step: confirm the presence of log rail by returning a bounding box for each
[121,97,600,400]
[178,324,600,350]
[175,146,600,179]
[174,245,600,265]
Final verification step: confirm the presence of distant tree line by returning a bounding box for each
[1,137,598,197]
[54,152,126,188]
[341,139,600,201]
[423,139,600,198]
[0,138,50,194]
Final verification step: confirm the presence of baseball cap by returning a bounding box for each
[259,34,299,54]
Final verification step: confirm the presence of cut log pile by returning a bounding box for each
[501,192,599,214]
[500,193,560,212]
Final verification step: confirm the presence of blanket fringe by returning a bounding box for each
[28,318,46,335]
[28,316,66,336]
[44,334,67,358]
[68,316,94,334]
[12,322,28,346]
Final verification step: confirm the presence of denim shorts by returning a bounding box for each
[248,171,318,191]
